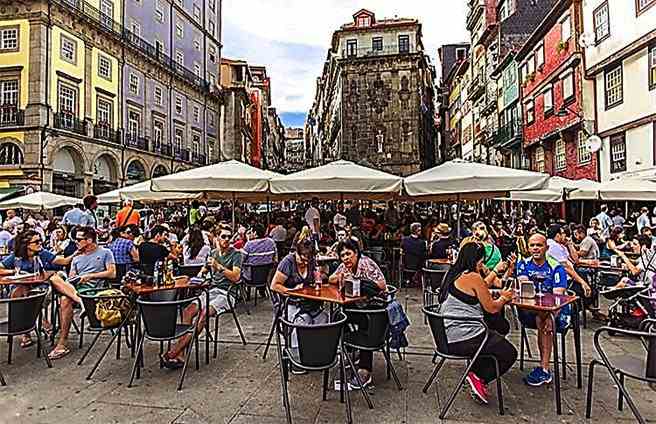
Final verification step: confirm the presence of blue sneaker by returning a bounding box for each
[524,367,552,386]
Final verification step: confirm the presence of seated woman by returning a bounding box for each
[428,223,456,265]
[611,234,656,289]
[437,242,517,405]
[182,226,211,266]
[328,239,387,389]
[270,238,327,356]
[601,226,629,259]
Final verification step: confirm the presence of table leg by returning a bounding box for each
[551,313,562,415]
[136,310,142,379]
[205,288,210,365]
[50,287,56,345]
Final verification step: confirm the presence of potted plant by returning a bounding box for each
[556,40,568,53]
[527,72,536,82]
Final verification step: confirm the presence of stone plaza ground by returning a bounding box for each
[0,287,654,424]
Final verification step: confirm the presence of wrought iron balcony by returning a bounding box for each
[468,73,485,100]
[125,133,149,151]
[192,152,207,165]
[174,147,190,162]
[341,44,413,59]
[93,122,120,143]
[150,140,173,157]
[487,121,523,148]
[54,112,86,135]
[0,105,24,127]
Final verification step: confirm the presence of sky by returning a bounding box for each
[222,1,469,128]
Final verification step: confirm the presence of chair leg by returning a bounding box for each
[340,352,353,424]
[422,357,445,393]
[87,330,122,380]
[7,336,12,365]
[231,309,247,345]
[77,332,102,366]
[177,332,195,391]
[601,360,646,424]
[116,326,122,360]
[128,334,146,388]
[439,356,480,420]
[585,360,598,418]
[322,369,329,401]
[561,333,567,381]
[381,348,403,391]
[493,358,504,415]
[195,331,199,371]
[519,326,525,371]
[617,373,624,411]
[574,317,583,389]
[0,368,6,386]
[262,315,277,361]
[77,316,84,349]
[36,329,51,369]
[276,328,292,424]
[343,348,374,409]
[213,314,219,359]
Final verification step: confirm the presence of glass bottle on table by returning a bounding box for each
[314,269,322,293]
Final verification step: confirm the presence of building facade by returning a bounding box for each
[582,0,656,181]
[0,0,222,196]
[516,0,598,180]
[436,43,469,162]
[307,9,437,176]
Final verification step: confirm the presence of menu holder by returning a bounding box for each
[344,277,361,298]
[519,280,536,299]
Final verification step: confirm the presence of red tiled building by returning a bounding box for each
[516,0,598,180]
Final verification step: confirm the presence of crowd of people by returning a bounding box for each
[1,195,655,403]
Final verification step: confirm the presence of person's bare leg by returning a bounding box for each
[536,314,553,370]
[53,297,74,351]
[166,303,202,359]
[50,275,82,305]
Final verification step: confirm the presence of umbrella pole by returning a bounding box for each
[625,201,628,219]
[456,195,461,239]
[266,196,271,228]
[580,200,584,224]
[231,193,236,230]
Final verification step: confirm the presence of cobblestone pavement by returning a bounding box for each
[0,287,654,423]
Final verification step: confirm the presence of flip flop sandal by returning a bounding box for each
[20,338,34,348]
[48,347,71,360]
[160,354,184,369]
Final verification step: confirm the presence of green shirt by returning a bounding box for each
[189,208,200,226]
[484,243,502,270]
[210,247,242,290]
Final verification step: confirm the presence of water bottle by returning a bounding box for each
[314,270,322,293]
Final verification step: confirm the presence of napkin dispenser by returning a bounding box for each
[519,280,536,299]
[344,277,361,298]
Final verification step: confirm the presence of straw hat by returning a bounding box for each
[436,223,451,236]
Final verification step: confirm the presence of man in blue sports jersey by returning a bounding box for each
[516,233,569,387]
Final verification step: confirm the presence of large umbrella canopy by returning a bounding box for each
[569,177,656,201]
[97,181,202,204]
[150,160,279,199]
[269,160,403,199]
[0,192,80,210]
[506,177,601,203]
[403,159,549,200]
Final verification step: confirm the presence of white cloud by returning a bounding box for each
[223,0,469,117]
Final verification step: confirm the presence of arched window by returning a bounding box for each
[0,143,23,165]
[126,160,146,185]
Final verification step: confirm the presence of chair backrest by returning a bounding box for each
[0,290,47,335]
[79,288,104,329]
[147,288,179,302]
[403,252,423,271]
[250,264,273,287]
[287,312,347,368]
[137,296,199,339]
[422,267,448,292]
[595,324,656,381]
[344,307,389,349]
[364,249,385,266]
[177,265,203,278]
[422,304,449,354]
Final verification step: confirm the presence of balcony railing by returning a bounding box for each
[192,152,207,165]
[150,140,173,157]
[125,133,149,151]
[54,112,86,135]
[341,44,413,59]
[56,0,210,93]
[0,105,24,127]
[174,147,190,162]
[469,73,485,99]
[488,121,523,148]
[93,122,120,143]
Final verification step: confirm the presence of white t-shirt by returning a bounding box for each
[547,239,570,264]
[304,206,320,233]
[333,213,347,229]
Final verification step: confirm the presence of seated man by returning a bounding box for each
[612,234,655,289]
[50,226,116,360]
[241,224,277,285]
[400,223,426,283]
[0,230,82,348]
[516,233,570,387]
[163,225,241,368]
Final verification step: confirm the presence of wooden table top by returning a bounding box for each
[512,293,578,313]
[427,258,451,265]
[316,255,339,263]
[576,261,625,272]
[124,276,210,296]
[0,271,55,286]
[276,284,366,305]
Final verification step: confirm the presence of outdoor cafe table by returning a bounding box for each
[124,276,213,365]
[511,293,579,415]
[0,271,56,354]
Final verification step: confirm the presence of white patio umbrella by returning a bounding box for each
[505,177,601,203]
[404,159,549,200]
[97,181,202,204]
[150,160,279,199]
[269,160,403,199]
[569,177,656,201]
[0,191,81,210]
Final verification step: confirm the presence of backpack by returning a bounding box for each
[95,289,133,328]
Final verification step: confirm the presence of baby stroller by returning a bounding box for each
[601,285,650,333]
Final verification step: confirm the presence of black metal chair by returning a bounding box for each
[77,288,135,380]
[400,250,423,287]
[262,289,283,361]
[421,267,448,318]
[343,306,403,396]
[517,289,583,388]
[177,265,203,278]
[585,319,656,424]
[128,295,201,391]
[422,304,505,419]
[208,283,247,359]
[0,290,52,385]
[636,291,656,319]
[242,263,274,308]
[276,312,363,424]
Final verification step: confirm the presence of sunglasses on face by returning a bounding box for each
[76,237,87,242]
[219,234,232,240]
[29,239,42,245]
